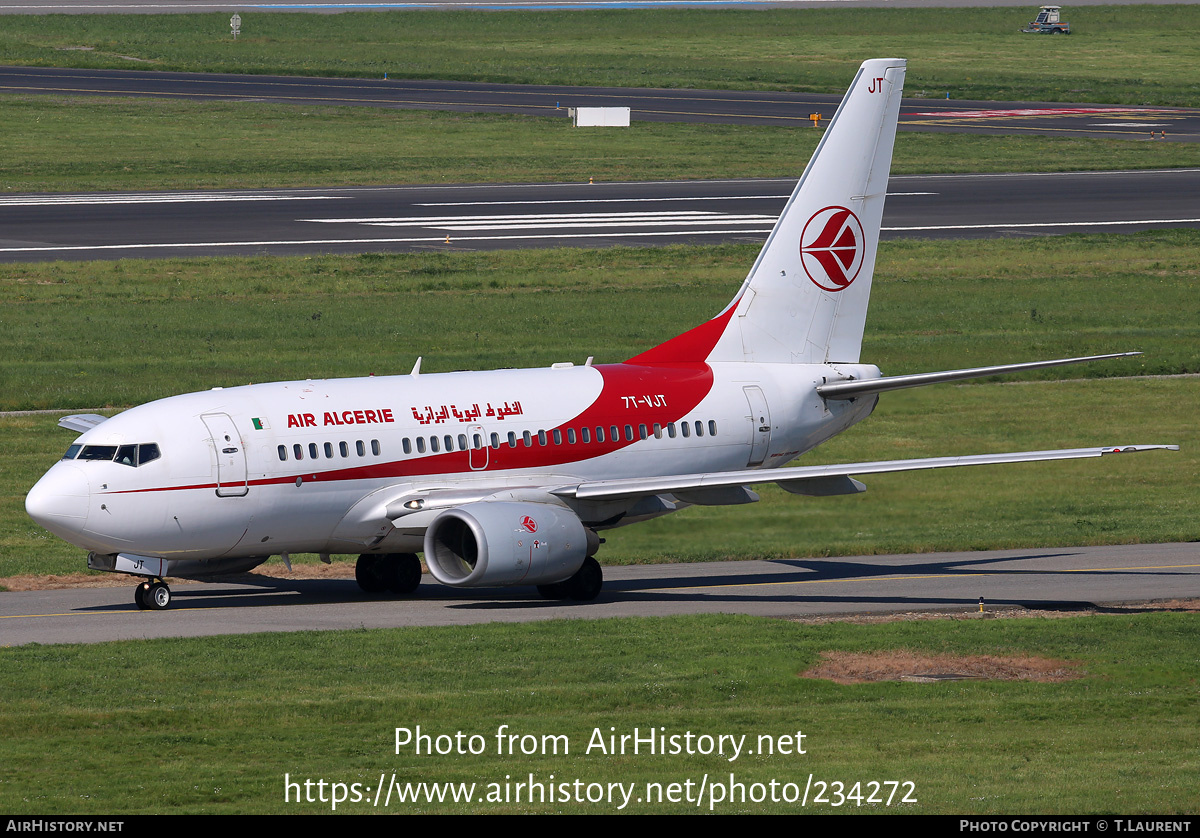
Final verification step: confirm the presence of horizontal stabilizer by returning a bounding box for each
[560,444,1177,504]
[817,352,1141,400]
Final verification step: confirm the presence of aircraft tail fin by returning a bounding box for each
[627,58,906,367]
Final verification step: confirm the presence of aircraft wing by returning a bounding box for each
[557,444,1178,504]
[58,414,110,433]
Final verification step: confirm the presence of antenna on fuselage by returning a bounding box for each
[410,357,422,376]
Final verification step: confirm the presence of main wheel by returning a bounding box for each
[145,580,171,610]
[565,557,603,602]
[355,553,388,593]
[537,581,569,600]
[134,582,150,610]
[386,553,422,595]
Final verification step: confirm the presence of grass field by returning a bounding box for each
[3,94,1195,194]
[2,7,1200,105]
[2,612,1197,813]
[3,234,1197,579]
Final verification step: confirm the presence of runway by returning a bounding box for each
[3,66,1196,141]
[2,169,1197,261]
[2,543,1197,646]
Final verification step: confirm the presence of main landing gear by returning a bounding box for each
[134,578,172,611]
[537,556,603,602]
[356,553,423,595]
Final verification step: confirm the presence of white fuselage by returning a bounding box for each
[27,360,879,564]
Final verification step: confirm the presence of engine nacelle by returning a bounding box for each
[424,501,596,588]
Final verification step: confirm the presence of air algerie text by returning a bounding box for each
[286,410,395,429]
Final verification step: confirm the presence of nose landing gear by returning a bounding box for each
[134,578,172,610]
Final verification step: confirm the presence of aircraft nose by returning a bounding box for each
[26,464,91,542]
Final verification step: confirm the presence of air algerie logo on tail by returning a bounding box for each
[799,206,865,292]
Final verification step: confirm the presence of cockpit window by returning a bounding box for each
[78,445,118,461]
[62,444,82,460]
[77,443,162,467]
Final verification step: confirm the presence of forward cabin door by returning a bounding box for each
[202,413,249,497]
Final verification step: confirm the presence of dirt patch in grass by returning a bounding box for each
[801,650,1084,684]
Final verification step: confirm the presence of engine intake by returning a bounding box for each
[424,501,596,588]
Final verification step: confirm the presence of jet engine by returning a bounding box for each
[424,501,598,588]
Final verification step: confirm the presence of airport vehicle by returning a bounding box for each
[25,59,1173,610]
[1022,6,1071,34]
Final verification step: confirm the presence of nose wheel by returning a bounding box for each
[134,579,172,610]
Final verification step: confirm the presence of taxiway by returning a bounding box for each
[3,543,1197,646]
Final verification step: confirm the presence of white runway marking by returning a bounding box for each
[417,195,791,207]
[884,218,1200,232]
[301,210,777,229]
[415,191,933,207]
[3,216,1198,256]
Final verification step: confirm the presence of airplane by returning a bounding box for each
[25,58,1176,611]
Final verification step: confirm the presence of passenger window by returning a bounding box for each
[278,445,288,462]
[458,434,468,451]
[581,427,591,444]
[294,444,304,460]
[372,440,381,456]
[356,440,365,457]
[402,439,412,455]
[695,421,704,438]
[430,437,440,453]
[567,428,576,445]
[416,438,426,454]
[324,442,334,459]
[709,420,718,436]
[624,425,634,441]
[681,423,690,438]
[309,443,319,460]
